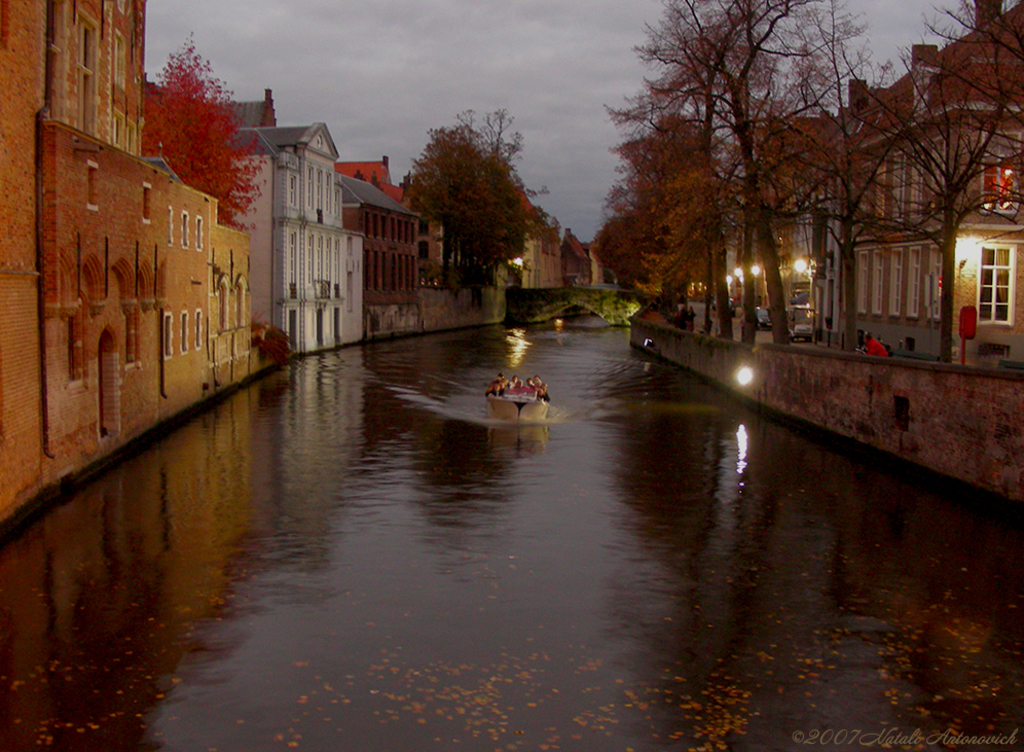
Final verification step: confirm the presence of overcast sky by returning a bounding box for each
[145,0,952,241]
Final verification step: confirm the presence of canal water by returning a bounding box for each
[1,321,1023,752]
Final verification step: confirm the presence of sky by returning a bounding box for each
[144,0,953,242]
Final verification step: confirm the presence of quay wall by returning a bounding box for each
[363,286,506,340]
[631,318,1024,503]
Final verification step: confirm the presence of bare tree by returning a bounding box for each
[790,0,897,351]
[632,0,833,344]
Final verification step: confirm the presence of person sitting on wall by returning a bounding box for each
[864,333,889,357]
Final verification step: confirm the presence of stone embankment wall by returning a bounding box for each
[364,287,506,340]
[631,318,1024,503]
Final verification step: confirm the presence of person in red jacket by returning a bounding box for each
[864,333,889,357]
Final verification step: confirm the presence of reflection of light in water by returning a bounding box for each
[736,424,748,476]
[554,319,564,331]
[506,328,530,368]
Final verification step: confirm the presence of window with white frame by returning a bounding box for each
[872,251,883,314]
[928,250,942,320]
[181,212,189,248]
[168,206,174,244]
[180,311,189,353]
[289,232,297,295]
[195,309,203,350]
[907,247,921,318]
[289,174,297,206]
[196,216,203,250]
[77,17,98,135]
[114,32,127,88]
[979,246,1014,324]
[307,167,313,207]
[889,249,903,316]
[112,111,124,149]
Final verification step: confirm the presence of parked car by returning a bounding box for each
[755,307,772,329]
[788,306,814,341]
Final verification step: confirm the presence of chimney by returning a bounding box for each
[382,155,389,169]
[976,0,1002,28]
[261,88,277,127]
[848,78,869,114]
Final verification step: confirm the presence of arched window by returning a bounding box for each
[235,282,245,330]
[219,281,229,331]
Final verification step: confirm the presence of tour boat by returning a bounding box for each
[486,388,549,422]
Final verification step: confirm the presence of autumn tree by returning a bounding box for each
[143,38,259,228]
[613,0,835,344]
[599,116,720,325]
[407,110,536,286]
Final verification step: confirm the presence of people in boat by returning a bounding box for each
[485,372,508,396]
[528,375,550,402]
[508,375,523,391]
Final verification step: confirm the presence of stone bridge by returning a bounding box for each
[505,287,643,327]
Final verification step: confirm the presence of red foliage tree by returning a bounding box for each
[143,39,259,228]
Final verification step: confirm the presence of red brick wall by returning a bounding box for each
[632,319,1024,503]
[35,122,227,491]
[0,0,44,518]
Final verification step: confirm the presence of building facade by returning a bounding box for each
[851,6,1024,362]
[338,174,419,339]
[0,0,46,520]
[241,123,364,351]
[1,0,256,526]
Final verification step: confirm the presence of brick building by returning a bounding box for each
[1,0,255,527]
[0,0,46,522]
[338,174,419,338]
[561,229,593,287]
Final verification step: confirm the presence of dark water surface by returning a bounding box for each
[1,322,1023,752]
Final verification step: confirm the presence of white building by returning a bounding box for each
[240,123,364,352]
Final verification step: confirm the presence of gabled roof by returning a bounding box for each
[239,123,339,160]
[339,175,417,216]
[562,229,589,260]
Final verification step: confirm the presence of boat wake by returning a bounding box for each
[387,385,570,427]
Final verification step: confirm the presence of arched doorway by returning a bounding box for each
[98,329,120,437]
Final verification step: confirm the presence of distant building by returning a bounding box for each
[337,174,420,338]
[561,229,593,286]
[240,123,364,351]
[518,198,561,289]
[233,88,278,128]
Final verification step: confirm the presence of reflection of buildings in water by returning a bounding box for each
[0,392,256,752]
[487,425,549,455]
[250,351,367,545]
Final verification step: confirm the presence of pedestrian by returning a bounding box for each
[863,333,889,357]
